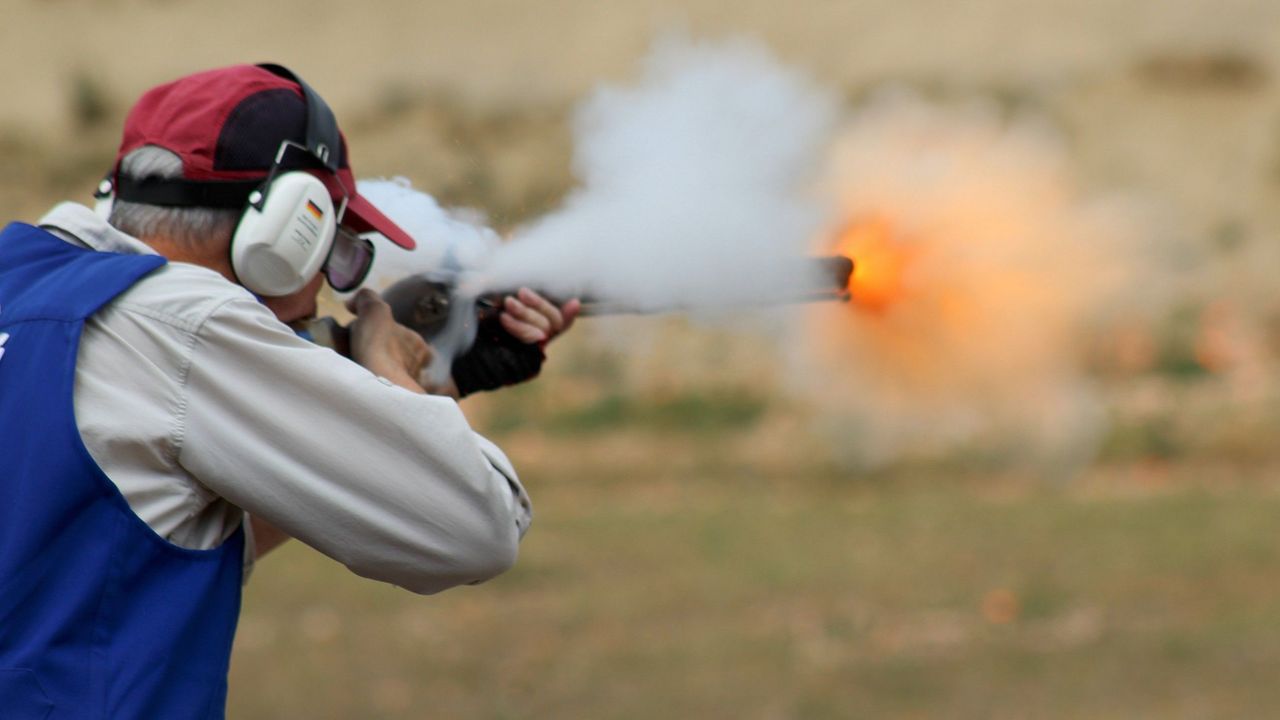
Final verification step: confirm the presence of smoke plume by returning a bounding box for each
[358,37,1171,469]
[469,33,836,309]
[351,178,500,292]
[360,33,838,381]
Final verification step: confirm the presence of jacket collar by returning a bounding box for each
[37,202,159,257]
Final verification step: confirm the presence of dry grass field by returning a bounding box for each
[7,1,1280,717]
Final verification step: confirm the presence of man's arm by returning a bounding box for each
[179,296,531,594]
[247,289,577,562]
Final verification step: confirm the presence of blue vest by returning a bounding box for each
[0,223,245,719]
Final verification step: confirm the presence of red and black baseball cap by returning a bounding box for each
[106,63,416,250]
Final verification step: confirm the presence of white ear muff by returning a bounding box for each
[93,178,114,220]
[230,172,336,296]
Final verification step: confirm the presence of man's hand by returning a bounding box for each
[499,288,581,345]
[346,288,435,394]
[451,289,580,397]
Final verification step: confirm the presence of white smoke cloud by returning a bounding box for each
[355,36,1177,472]
[469,32,838,310]
[359,33,840,381]
[353,177,500,293]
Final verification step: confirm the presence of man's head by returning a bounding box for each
[101,64,415,316]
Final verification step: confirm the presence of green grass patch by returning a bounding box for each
[547,391,767,435]
[488,389,769,436]
[230,471,1280,719]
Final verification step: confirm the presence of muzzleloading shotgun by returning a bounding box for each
[304,255,854,356]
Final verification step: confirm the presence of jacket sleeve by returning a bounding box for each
[177,296,531,595]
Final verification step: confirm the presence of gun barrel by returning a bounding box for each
[819,254,855,291]
[380,254,854,342]
[576,289,851,316]
[572,255,854,316]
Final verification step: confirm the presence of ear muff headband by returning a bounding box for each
[254,63,343,174]
[229,64,346,296]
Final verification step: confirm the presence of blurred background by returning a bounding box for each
[8,1,1280,717]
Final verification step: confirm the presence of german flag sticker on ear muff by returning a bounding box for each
[305,199,324,221]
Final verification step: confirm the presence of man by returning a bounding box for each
[0,64,575,718]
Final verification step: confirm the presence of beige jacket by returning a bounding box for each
[41,202,531,594]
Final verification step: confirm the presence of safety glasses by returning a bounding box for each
[323,225,375,292]
[272,141,373,292]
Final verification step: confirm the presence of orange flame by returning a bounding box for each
[833,216,912,313]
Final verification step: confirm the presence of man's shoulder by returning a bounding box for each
[112,263,258,333]
[35,201,261,332]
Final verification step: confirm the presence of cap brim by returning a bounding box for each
[342,192,417,250]
[320,168,417,250]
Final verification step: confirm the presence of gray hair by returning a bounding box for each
[108,146,242,248]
